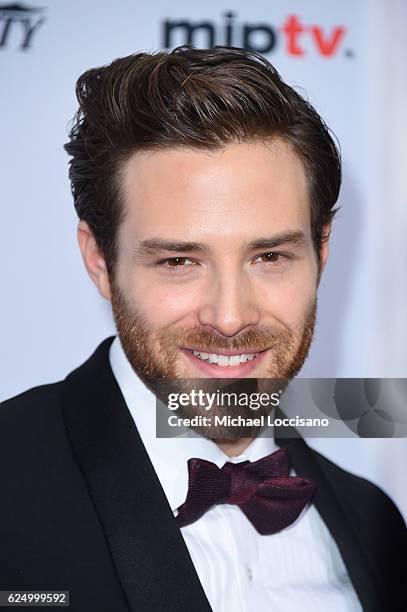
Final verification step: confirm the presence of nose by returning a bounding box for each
[197,270,260,337]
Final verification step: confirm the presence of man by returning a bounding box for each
[0,46,406,612]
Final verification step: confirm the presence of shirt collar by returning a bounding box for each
[109,335,279,512]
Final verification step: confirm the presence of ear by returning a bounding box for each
[77,220,111,301]
[318,222,332,278]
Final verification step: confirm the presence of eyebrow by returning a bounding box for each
[241,231,309,251]
[134,231,309,256]
[134,239,210,255]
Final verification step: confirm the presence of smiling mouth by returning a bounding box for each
[185,349,266,367]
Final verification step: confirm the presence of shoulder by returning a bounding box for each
[311,446,405,520]
[0,382,63,426]
[0,383,68,465]
[0,337,115,427]
[309,446,407,562]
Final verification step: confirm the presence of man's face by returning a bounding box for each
[107,140,324,390]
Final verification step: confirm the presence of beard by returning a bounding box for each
[110,280,317,442]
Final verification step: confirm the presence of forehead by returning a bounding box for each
[119,140,310,245]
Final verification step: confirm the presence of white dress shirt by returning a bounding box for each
[109,336,362,612]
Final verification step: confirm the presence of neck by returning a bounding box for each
[216,437,254,457]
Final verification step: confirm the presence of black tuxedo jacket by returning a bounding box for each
[1,337,406,612]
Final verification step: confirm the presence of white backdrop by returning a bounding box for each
[1,0,406,519]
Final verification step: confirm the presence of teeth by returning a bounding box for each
[191,350,260,366]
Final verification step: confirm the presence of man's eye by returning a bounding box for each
[253,252,286,264]
[160,257,196,268]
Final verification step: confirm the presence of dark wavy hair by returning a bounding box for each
[64,45,341,274]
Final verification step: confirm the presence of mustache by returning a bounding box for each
[156,326,294,353]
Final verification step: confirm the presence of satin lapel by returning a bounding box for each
[61,338,212,612]
[275,433,383,612]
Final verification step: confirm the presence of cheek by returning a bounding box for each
[120,269,202,327]
[257,263,317,327]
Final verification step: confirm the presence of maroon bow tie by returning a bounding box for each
[175,448,315,535]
